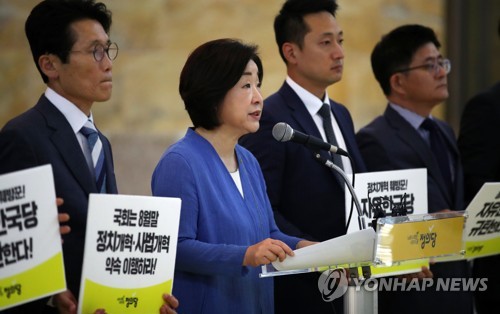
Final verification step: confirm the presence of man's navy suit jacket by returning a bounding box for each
[458,82,500,314]
[356,105,473,314]
[240,82,366,314]
[0,95,118,312]
[357,105,463,213]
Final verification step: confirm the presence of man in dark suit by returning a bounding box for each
[457,21,500,314]
[356,24,473,314]
[0,1,180,314]
[240,1,366,313]
[0,1,117,312]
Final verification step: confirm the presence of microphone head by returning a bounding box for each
[272,122,293,142]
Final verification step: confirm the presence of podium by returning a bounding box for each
[262,211,467,314]
[258,147,499,313]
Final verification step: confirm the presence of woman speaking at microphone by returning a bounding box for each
[151,38,314,314]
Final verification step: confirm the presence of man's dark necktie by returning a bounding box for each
[80,120,107,193]
[318,103,344,171]
[420,118,452,187]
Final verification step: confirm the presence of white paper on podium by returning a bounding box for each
[272,228,376,271]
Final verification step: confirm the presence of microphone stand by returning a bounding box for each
[313,153,367,230]
[314,152,378,314]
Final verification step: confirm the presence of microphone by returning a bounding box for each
[272,122,349,156]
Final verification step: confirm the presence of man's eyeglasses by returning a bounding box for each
[395,58,451,76]
[69,42,119,62]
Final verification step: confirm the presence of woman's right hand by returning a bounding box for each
[243,238,294,267]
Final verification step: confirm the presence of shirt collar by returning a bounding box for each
[389,102,432,130]
[45,87,94,133]
[286,76,330,117]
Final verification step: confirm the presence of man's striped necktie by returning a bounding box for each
[80,120,106,193]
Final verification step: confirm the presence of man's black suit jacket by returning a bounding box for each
[458,82,500,314]
[241,82,366,314]
[356,105,473,314]
[0,95,118,313]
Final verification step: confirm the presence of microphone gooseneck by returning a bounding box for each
[272,122,349,157]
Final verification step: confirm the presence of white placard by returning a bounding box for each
[78,194,181,314]
[0,165,65,311]
[346,168,428,234]
[462,182,500,259]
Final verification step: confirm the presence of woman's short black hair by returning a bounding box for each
[179,38,263,130]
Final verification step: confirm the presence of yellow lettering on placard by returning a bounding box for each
[377,216,464,263]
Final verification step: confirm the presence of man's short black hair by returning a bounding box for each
[371,24,441,96]
[274,0,338,63]
[25,0,112,83]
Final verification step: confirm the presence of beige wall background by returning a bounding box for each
[0,0,445,195]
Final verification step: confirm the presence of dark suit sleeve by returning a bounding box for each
[355,128,393,172]
[240,110,316,240]
[458,84,500,314]
[0,131,50,314]
[458,92,500,203]
[0,129,39,175]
